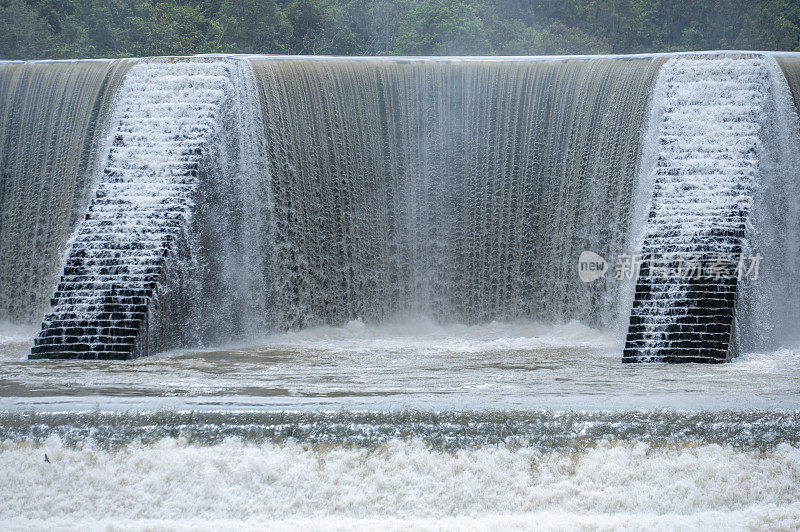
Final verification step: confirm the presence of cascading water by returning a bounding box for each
[22,56,670,358]
[30,58,266,358]
[5,52,800,530]
[735,55,800,353]
[624,55,800,362]
[2,54,800,359]
[251,57,664,331]
[777,56,800,110]
[0,60,131,323]
[624,56,768,362]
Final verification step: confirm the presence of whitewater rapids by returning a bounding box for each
[2,435,799,530]
[2,320,800,529]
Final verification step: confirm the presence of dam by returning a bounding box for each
[2,53,800,361]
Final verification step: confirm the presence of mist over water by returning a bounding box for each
[736,56,800,352]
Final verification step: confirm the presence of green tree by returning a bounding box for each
[396,0,492,55]
[0,0,50,59]
[341,0,414,54]
[147,1,221,56]
[3,0,800,60]
[735,0,800,51]
[540,21,610,54]
[215,0,292,53]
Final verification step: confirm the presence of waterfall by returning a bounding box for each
[735,56,800,353]
[251,57,664,332]
[7,53,800,359]
[624,55,800,362]
[2,56,681,356]
[31,59,265,358]
[776,56,800,112]
[0,60,131,323]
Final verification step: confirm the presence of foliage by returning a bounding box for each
[396,0,490,55]
[1,0,800,59]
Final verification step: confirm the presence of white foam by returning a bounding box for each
[732,348,800,371]
[195,318,619,355]
[6,511,800,531]
[1,437,798,528]
[0,322,37,344]
[627,57,771,358]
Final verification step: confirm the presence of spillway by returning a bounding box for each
[1,53,800,360]
[251,57,664,329]
[0,60,130,323]
[29,59,262,359]
[624,55,800,362]
[624,57,767,363]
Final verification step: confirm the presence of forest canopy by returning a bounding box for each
[1,0,800,59]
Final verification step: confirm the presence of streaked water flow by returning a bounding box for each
[251,58,664,332]
[0,60,131,323]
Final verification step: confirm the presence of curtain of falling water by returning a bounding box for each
[251,58,666,330]
[733,55,800,351]
[777,56,800,113]
[0,60,131,324]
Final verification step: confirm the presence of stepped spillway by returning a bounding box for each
[31,59,235,359]
[623,57,770,363]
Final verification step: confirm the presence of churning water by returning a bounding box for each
[2,319,800,529]
[3,53,800,529]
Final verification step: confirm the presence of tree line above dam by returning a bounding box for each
[1,0,799,60]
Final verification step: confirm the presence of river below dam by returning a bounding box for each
[2,321,800,529]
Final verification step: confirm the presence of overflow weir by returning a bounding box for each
[30,59,239,359]
[0,54,799,361]
[623,57,768,363]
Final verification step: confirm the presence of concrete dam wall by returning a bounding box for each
[2,53,800,360]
